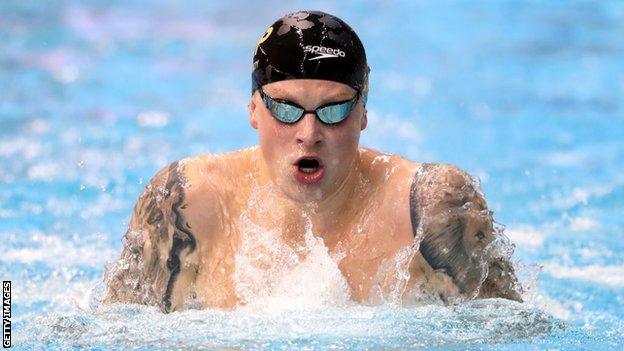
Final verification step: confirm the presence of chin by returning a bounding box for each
[275,177,327,205]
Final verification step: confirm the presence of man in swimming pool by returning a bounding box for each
[103,10,522,312]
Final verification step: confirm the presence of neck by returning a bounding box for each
[308,153,361,227]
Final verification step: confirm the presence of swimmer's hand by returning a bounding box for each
[103,161,200,312]
[411,164,523,303]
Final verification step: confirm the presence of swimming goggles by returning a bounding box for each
[258,86,359,125]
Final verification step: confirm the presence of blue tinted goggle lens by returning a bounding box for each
[259,87,358,125]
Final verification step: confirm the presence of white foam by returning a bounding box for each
[12,275,100,312]
[363,110,422,142]
[64,4,216,43]
[569,216,600,231]
[552,185,613,209]
[233,213,352,311]
[0,137,43,159]
[543,263,624,288]
[578,247,613,260]
[381,73,431,98]
[24,119,51,134]
[0,209,15,219]
[137,110,170,128]
[2,233,116,267]
[544,150,589,167]
[530,293,571,321]
[14,299,563,349]
[505,226,545,248]
[516,266,573,321]
[27,161,63,181]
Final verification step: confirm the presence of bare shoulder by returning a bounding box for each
[357,151,483,223]
[411,163,487,214]
[359,147,419,188]
[103,151,248,312]
[178,148,256,231]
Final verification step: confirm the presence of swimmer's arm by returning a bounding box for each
[103,160,201,313]
[410,163,523,303]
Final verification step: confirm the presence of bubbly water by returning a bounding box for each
[2,1,623,350]
[233,192,353,310]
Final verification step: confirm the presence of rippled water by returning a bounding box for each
[18,301,566,350]
[2,0,623,350]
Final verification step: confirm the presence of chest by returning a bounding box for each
[194,180,416,307]
[330,210,416,302]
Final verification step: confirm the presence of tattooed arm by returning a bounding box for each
[410,163,522,303]
[103,161,201,312]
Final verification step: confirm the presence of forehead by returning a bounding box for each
[263,79,356,100]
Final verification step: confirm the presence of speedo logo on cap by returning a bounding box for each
[304,45,346,61]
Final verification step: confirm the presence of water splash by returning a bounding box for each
[233,187,352,311]
[368,244,417,305]
[14,300,565,350]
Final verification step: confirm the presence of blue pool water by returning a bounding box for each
[1,0,623,349]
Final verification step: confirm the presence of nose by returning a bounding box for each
[295,113,324,147]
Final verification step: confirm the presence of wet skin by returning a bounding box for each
[104,80,522,312]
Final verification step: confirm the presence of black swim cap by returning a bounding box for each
[252,10,369,104]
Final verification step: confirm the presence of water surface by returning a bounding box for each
[1,0,623,349]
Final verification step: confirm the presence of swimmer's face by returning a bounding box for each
[249,79,367,203]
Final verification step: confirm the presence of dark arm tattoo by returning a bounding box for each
[104,161,198,312]
[410,164,522,302]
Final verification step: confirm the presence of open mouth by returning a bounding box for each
[294,157,325,184]
[298,158,320,173]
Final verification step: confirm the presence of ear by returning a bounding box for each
[248,95,258,130]
[360,109,367,131]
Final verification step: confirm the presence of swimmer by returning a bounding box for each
[103,10,522,312]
